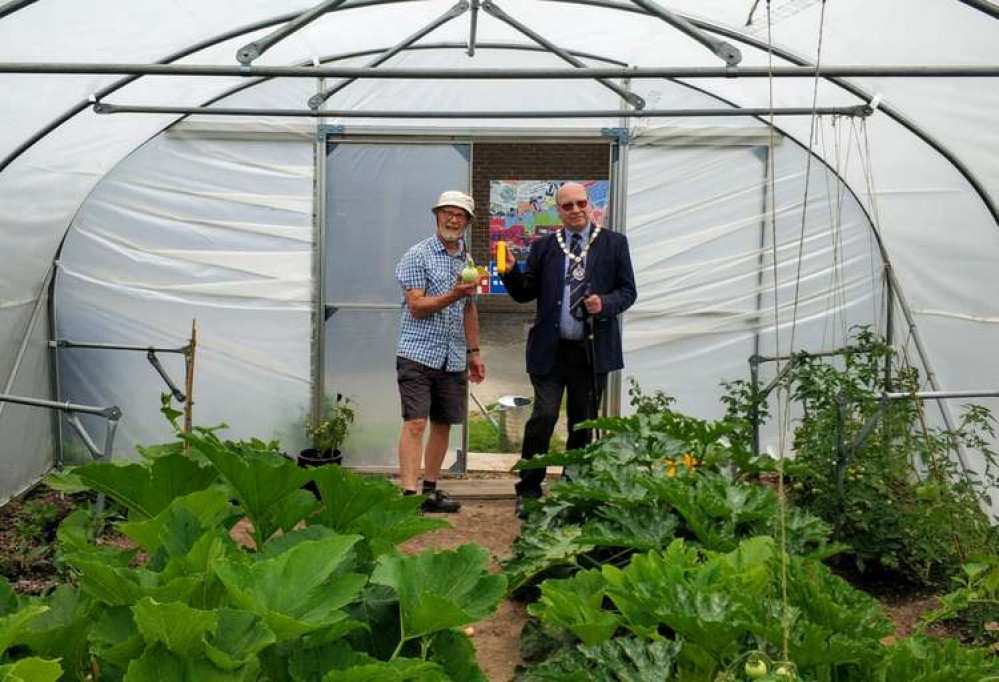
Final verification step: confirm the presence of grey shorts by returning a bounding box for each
[396,356,467,424]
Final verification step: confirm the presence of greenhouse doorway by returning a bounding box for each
[321,140,471,472]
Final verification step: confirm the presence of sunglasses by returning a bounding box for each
[559,199,589,211]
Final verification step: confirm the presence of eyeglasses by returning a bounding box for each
[438,210,469,222]
[559,199,589,211]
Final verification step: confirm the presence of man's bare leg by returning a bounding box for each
[398,418,427,492]
[422,420,451,484]
[420,420,461,512]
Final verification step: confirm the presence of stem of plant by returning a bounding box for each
[390,618,407,660]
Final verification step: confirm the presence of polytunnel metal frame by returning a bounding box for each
[0,0,995,481]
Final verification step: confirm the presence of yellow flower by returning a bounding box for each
[666,466,678,478]
[682,453,700,469]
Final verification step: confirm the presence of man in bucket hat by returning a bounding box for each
[394,190,486,513]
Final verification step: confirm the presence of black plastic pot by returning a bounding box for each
[298,448,343,497]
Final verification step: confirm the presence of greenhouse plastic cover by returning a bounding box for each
[0,0,997,503]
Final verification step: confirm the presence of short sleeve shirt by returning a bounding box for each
[395,235,473,372]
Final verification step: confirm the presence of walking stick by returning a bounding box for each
[583,290,602,442]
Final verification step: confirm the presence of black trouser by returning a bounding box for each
[516,339,607,497]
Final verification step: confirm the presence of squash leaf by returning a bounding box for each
[371,545,506,642]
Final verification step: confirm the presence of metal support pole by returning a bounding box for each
[467,0,480,57]
[309,1,469,108]
[883,390,999,401]
[236,0,351,65]
[183,320,196,444]
[884,266,894,392]
[93,103,871,119]
[627,0,741,65]
[749,145,769,459]
[0,394,121,461]
[0,0,37,21]
[479,0,646,109]
[52,340,188,354]
[3,62,997,79]
[754,346,859,365]
[749,355,761,458]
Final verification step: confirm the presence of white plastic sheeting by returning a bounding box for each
[0,0,996,497]
[55,81,315,461]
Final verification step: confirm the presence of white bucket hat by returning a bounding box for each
[432,190,475,218]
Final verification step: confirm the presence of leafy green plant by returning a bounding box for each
[503,406,842,593]
[0,420,504,680]
[722,327,999,587]
[307,394,356,455]
[524,536,894,680]
[921,555,999,647]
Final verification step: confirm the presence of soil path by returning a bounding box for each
[401,499,527,682]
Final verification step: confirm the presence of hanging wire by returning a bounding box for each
[786,0,829,356]
[763,0,793,662]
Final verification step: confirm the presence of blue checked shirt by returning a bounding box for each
[396,235,474,372]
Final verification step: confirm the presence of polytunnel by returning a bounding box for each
[1,0,997,505]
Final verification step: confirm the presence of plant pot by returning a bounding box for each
[298,448,343,497]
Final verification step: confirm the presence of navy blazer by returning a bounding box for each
[501,228,637,376]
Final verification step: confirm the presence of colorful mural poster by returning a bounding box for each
[487,179,610,294]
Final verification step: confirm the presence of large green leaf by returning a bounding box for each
[88,605,145,674]
[196,443,315,547]
[0,658,63,682]
[578,505,680,552]
[370,544,506,643]
[17,585,97,680]
[527,570,620,646]
[503,525,595,594]
[74,453,218,519]
[311,466,447,557]
[213,535,366,641]
[118,488,236,563]
[426,629,487,682]
[0,605,48,655]
[0,578,18,617]
[203,609,276,671]
[66,555,200,606]
[132,597,217,658]
[520,637,682,682]
[123,642,259,682]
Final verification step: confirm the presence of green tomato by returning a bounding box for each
[745,658,768,679]
[774,662,796,678]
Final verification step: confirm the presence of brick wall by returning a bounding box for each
[470,142,611,313]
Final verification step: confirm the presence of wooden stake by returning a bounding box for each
[183,319,197,449]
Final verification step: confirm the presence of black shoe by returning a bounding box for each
[421,489,461,513]
[515,492,540,520]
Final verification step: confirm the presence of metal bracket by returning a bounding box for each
[52,340,189,403]
[309,0,470,109]
[601,127,630,144]
[0,394,122,461]
[481,0,646,109]
[236,0,350,65]
[146,350,186,402]
[318,124,345,140]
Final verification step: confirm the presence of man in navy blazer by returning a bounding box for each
[500,182,637,516]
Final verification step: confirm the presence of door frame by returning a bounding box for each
[313,127,622,474]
